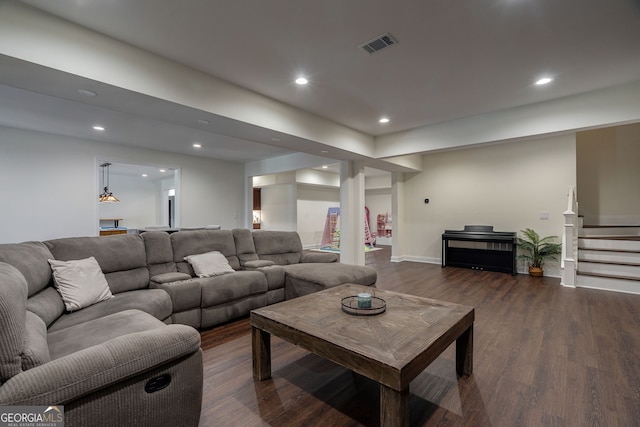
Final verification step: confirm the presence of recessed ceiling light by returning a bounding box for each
[322,165,328,169]
[78,89,96,97]
[379,117,390,124]
[295,77,308,85]
[141,174,148,177]
[192,143,202,148]
[159,169,166,173]
[535,77,553,85]
[197,119,210,125]
[92,125,105,131]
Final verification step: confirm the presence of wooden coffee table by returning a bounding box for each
[250,283,475,427]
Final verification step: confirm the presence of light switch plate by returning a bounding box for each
[540,211,550,220]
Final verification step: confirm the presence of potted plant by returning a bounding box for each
[516,228,562,277]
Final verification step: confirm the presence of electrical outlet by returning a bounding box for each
[540,211,550,220]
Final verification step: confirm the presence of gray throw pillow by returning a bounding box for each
[48,257,113,312]
[184,251,235,277]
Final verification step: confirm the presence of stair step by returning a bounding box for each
[578,271,640,281]
[577,272,640,295]
[581,236,640,241]
[578,238,640,252]
[578,261,640,278]
[578,249,640,264]
[580,226,640,238]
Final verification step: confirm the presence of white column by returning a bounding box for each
[562,217,577,287]
[561,186,577,287]
[340,160,365,265]
[244,174,254,229]
[391,172,405,262]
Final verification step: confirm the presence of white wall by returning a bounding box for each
[159,176,176,227]
[401,133,576,277]
[296,184,339,247]
[366,191,392,223]
[365,174,392,244]
[577,123,640,225]
[0,125,245,243]
[260,184,297,231]
[98,173,161,230]
[257,169,392,247]
[366,190,392,241]
[296,169,340,187]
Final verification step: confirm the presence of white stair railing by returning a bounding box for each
[561,186,578,287]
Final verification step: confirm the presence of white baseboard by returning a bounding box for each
[390,255,440,264]
[577,275,640,295]
[387,258,562,279]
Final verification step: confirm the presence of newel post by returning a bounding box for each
[561,186,577,287]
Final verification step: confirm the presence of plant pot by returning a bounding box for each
[528,266,543,277]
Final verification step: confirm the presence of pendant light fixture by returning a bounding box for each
[99,162,120,203]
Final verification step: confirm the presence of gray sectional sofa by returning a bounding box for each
[247,230,378,299]
[0,228,376,426]
[0,239,202,427]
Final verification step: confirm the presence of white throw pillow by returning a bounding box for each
[48,257,113,312]
[184,251,235,277]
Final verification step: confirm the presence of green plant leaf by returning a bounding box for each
[516,228,561,268]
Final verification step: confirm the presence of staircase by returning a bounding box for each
[577,226,640,294]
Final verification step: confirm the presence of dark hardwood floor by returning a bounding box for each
[198,247,640,426]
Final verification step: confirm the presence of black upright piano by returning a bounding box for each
[442,225,517,275]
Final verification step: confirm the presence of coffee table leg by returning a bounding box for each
[456,324,473,376]
[380,384,409,427]
[252,326,271,380]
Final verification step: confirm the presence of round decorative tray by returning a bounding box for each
[341,295,386,316]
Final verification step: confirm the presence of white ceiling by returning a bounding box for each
[104,162,176,182]
[0,55,294,163]
[3,0,640,165]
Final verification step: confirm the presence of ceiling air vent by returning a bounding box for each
[359,33,398,55]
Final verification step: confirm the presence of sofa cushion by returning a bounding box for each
[200,271,268,307]
[48,257,114,312]
[103,267,150,294]
[47,309,166,360]
[201,293,267,329]
[45,235,150,293]
[259,265,286,291]
[47,289,172,332]
[301,251,339,263]
[151,278,201,313]
[252,231,303,265]
[282,263,377,299]
[232,228,260,264]
[171,229,241,272]
[0,262,28,384]
[142,231,177,277]
[0,241,54,297]
[184,251,235,277]
[26,287,65,327]
[22,311,50,370]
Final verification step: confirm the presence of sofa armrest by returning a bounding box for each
[150,278,201,313]
[0,324,201,405]
[150,272,192,284]
[243,259,275,269]
[300,251,339,263]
